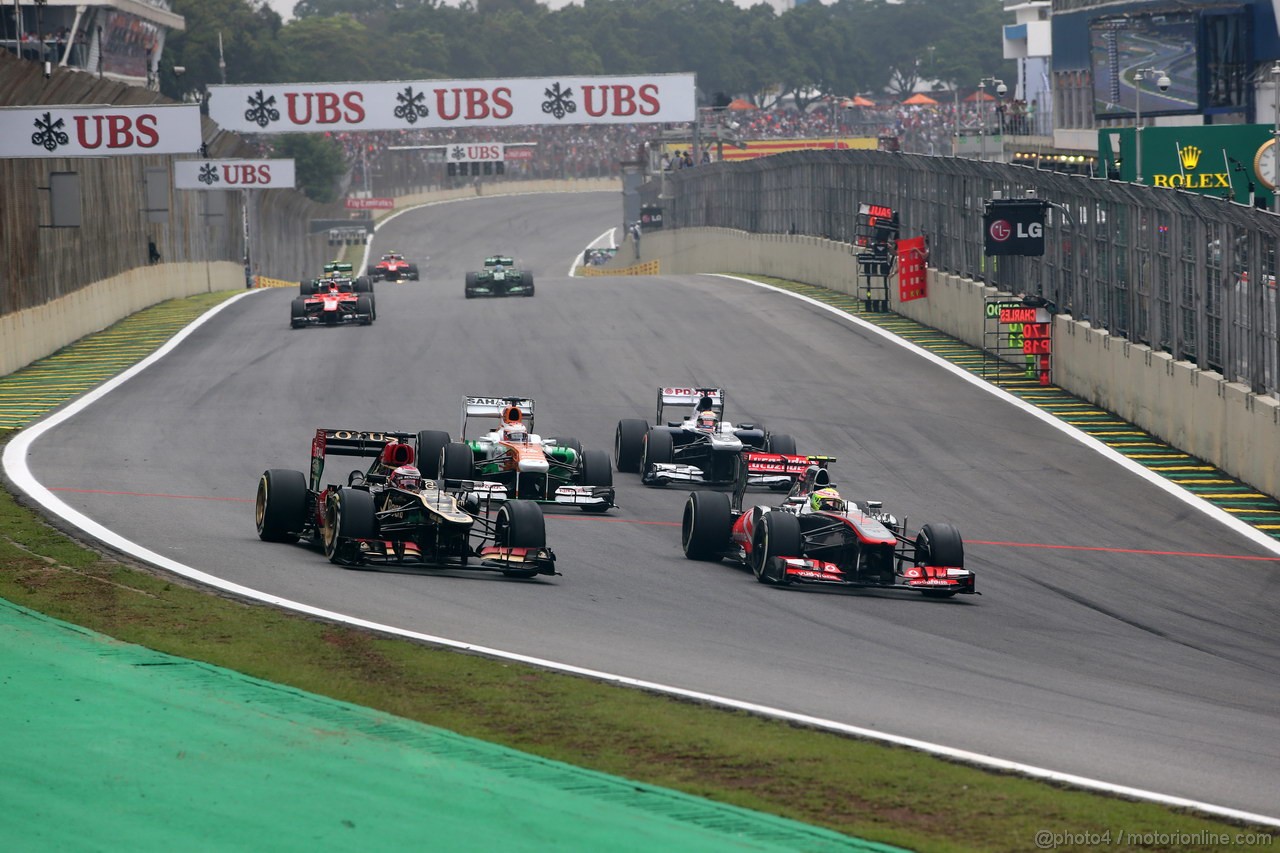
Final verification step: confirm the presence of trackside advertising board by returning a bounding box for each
[1097,125,1277,207]
[207,74,697,133]
[174,159,296,190]
[0,104,202,158]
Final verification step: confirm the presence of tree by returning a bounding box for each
[274,134,347,203]
[164,0,282,100]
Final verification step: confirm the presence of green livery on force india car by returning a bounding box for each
[418,396,614,512]
[614,387,799,488]
[465,255,534,298]
[682,454,976,597]
[255,428,556,578]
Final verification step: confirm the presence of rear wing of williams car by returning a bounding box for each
[309,428,415,492]
[655,386,724,425]
[461,395,535,437]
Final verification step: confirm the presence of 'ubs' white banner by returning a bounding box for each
[446,143,504,163]
[0,104,202,158]
[208,74,696,133]
[174,159,297,189]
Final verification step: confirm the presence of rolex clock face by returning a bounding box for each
[1255,138,1278,190]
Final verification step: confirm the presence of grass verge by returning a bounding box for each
[0,449,1271,852]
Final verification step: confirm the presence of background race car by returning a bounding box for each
[302,262,374,295]
[291,275,375,328]
[614,386,798,488]
[368,251,420,282]
[681,454,976,597]
[255,428,556,578]
[420,396,614,512]
[465,255,534,298]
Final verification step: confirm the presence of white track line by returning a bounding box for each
[5,244,1279,831]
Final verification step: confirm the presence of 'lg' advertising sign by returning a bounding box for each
[174,159,296,190]
[983,199,1048,257]
[207,74,696,133]
[0,104,202,158]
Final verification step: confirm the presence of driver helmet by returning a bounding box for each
[695,410,718,432]
[389,465,422,490]
[503,422,528,442]
[810,487,846,513]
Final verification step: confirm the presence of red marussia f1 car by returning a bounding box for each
[368,251,420,282]
[291,277,375,328]
[680,453,976,597]
[255,428,556,578]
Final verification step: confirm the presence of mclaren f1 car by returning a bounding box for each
[464,256,534,298]
[614,386,799,488]
[418,396,614,512]
[255,428,556,577]
[680,453,976,597]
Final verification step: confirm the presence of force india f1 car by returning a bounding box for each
[464,256,534,298]
[255,428,556,578]
[614,387,799,489]
[368,251,420,282]
[419,396,614,512]
[681,453,976,597]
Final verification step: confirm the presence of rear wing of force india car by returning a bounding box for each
[733,452,837,509]
[461,395,535,438]
[656,386,724,426]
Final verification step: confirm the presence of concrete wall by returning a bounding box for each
[1,261,242,378]
[631,226,1280,502]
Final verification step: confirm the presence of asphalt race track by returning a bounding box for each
[24,192,1280,819]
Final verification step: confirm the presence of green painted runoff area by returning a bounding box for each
[0,600,894,852]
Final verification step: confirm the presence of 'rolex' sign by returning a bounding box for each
[1098,125,1276,207]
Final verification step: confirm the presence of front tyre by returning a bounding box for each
[752,510,801,585]
[614,418,649,472]
[323,488,377,565]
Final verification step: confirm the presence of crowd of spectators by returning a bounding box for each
[256,96,1043,196]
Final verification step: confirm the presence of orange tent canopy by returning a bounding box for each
[726,98,757,110]
[851,95,876,107]
[902,93,938,106]
[964,90,996,102]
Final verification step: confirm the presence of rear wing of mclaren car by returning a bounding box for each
[655,386,725,426]
[309,428,415,492]
[733,452,837,509]
[461,395,536,437]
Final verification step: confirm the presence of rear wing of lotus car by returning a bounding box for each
[460,395,536,437]
[655,386,724,425]
[732,452,837,509]
[309,428,415,492]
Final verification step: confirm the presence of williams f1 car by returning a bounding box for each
[255,428,556,577]
[368,251,420,282]
[419,396,614,512]
[465,256,534,298]
[614,387,799,488]
[681,453,975,597]
[291,275,375,328]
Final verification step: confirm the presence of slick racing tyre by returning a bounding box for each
[752,510,801,585]
[767,433,797,456]
[915,522,964,598]
[640,428,674,481]
[255,469,308,543]
[614,418,649,472]
[497,500,546,578]
[524,272,535,296]
[441,442,475,484]
[354,276,373,293]
[415,430,452,480]
[323,488,376,566]
[681,491,732,561]
[356,295,374,325]
[290,297,307,329]
[578,449,612,513]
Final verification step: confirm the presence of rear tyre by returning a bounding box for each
[300,279,315,295]
[752,510,801,585]
[614,419,649,472]
[640,428,674,481]
[441,442,475,483]
[768,433,797,456]
[681,491,732,561]
[578,449,612,513]
[415,430,452,480]
[255,469,308,543]
[323,488,376,565]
